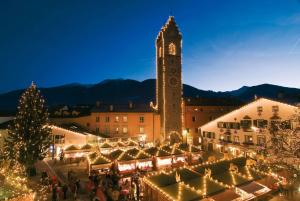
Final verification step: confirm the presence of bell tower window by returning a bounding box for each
[159,47,162,58]
[168,43,176,55]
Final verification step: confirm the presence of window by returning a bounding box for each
[96,127,99,133]
[96,116,100,122]
[115,116,119,122]
[192,116,196,122]
[54,135,65,144]
[86,123,90,127]
[168,43,176,55]
[257,106,263,113]
[272,105,279,113]
[159,47,162,57]
[139,127,145,134]
[253,119,268,128]
[104,127,109,134]
[139,116,144,123]
[240,120,252,130]
[257,136,266,145]
[217,122,225,128]
[244,136,253,143]
[105,116,110,122]
[233,136,239,143]
[115,127,119,134]
[195,128,198,133]
[123,116,128,122]
[122,127,128,134]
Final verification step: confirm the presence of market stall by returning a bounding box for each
[117,153,136,174]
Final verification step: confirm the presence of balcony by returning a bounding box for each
[243,141,254,146]
[219,139,232,145]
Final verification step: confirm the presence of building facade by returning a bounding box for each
[200,98,298,155]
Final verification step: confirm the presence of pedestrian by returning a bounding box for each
[62,184,68,200]
[52,185,57,201]
[73,184,78,201]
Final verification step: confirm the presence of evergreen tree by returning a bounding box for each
[4,82,51,176]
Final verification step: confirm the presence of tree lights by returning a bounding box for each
[4,82,51,176]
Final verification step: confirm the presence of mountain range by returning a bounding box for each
[0,79,300,114]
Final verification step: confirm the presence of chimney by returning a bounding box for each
[109,105,114,111]
[96,101,101,107]
[129,101,133,109]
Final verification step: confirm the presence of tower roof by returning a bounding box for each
[157,16,181,39]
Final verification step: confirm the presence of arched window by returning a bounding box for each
[168,43,176,55]
[158,47,162,57]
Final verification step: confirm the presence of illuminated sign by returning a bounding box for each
[137,161,153,169]
[157,158,172,166]
[118,163,136,172]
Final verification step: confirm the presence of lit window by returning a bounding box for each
[159,47,162,57]
[139,116,144,123]
[115,116,119,122]
[168,43,176,55]
[123,127,128,134]
[139,127,144,134]
[123,116,128,122]
[115,127,119,134]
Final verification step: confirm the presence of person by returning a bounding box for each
[131,182,136,201]
[75,179,81,192]
[60,150,65,161]
[62,184,68,200]
[52,185,57,201]
[73,183,78,201]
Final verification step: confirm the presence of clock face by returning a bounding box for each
[169,77,178,87]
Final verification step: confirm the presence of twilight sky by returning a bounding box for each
[1,0,300,93]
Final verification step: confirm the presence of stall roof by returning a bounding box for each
[239,182,265,194]
[212,171,250,187]
[172,148,184,155]
[161,145,172,153]
[100,142,113,149]
[209,189,241,201]
[118,153,135,162]
[161,183,203,201]
[65,145,80,152]
[144,147,158,156]
[88,152,98,161]
[81,144,93,150]
[135,151,151,160]
[91,155,111,165]
[156,149,171,157]
[126,148,140,157]
[109,149,124,160]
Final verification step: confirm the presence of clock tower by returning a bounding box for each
[156,16,183,142]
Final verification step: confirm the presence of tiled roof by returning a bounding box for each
[91,103,154,113]
[184,97,244,106]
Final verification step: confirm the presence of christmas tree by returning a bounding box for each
[4,82,51,176]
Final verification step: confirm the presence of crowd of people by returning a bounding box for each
[86,167,142,201]
[41,165,142,201]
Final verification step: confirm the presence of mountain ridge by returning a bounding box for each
[0,79,299,113]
